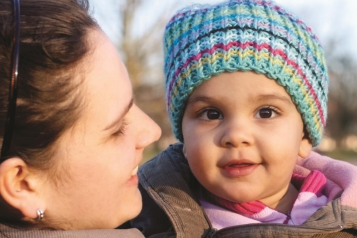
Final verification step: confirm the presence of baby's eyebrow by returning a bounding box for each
[253,94,293,105]
[186,96,213,105]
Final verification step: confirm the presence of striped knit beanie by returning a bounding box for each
[164,0,328,146]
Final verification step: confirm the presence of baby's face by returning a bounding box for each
[182,71,312,210]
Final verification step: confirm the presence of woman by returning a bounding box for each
[0,0,161,236]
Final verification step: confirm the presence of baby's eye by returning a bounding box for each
[256,107,278,119]
[200,109,222,120]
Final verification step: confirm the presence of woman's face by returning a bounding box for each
[42,31,161,229]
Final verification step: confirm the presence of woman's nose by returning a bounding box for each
[133,105,162,149]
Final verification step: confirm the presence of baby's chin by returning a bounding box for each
[208,188,260,204]
[223,189,264,203]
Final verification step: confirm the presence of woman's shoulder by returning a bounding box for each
[0,223,144,238]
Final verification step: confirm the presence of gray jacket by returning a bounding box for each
[131,143,357,238]
[0,223,144,238]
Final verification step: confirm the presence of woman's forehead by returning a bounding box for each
[79,31,133,131]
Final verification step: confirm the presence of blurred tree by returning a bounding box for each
[113,0,357,153]
[326,52,357,147]
[117,0,178,154]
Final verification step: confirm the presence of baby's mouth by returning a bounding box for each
[225,163,254,168]
[224,159,256,168]
[221,159,258,177]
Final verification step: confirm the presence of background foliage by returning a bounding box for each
[90,0,357,163]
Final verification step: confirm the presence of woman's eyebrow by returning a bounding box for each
[104,97,134,131]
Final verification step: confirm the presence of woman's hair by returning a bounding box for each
[0,0,99,227]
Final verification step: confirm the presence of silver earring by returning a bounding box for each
[35,209,44,221]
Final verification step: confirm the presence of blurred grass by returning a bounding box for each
[141,145,161,165]
[317,149,357,161]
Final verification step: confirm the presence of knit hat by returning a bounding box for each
[164,0,328,146]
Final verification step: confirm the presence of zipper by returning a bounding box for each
[205,228,217,238]
[216,222,345,233]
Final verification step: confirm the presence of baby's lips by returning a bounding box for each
[223,158,256,168]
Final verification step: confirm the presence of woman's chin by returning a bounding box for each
[116,188,142,227]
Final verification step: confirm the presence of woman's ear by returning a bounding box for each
[0,158,46,219]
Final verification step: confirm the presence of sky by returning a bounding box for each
[89,0,357,60]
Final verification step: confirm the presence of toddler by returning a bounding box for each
[131,0,357,237]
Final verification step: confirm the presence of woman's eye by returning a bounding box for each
[256,108,277,119]
[113,127,125,137]
[112,121,127,137]
[200,109,222,120]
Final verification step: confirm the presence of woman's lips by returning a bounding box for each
[127,174,138,185]
[131,166,138,176]
[221,159,259,177]
[127,166,139,185]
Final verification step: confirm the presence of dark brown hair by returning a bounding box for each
[0,0,99,227]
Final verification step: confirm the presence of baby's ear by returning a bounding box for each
[298,137,312,158]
